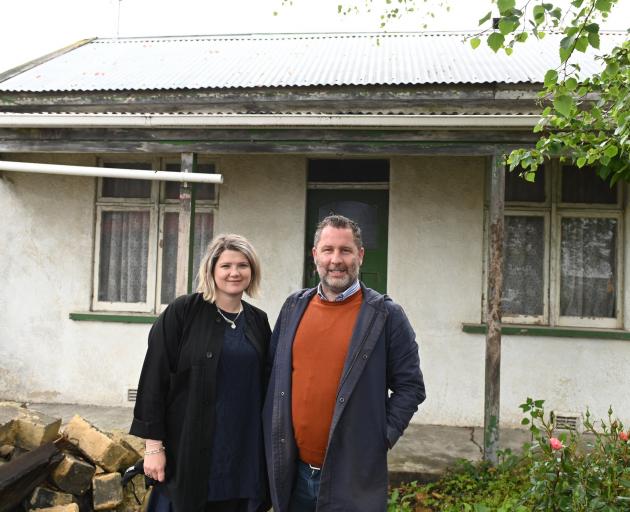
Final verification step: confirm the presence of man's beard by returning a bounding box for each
[318,263,359,294]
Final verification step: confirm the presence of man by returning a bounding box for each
[263,214,426,512]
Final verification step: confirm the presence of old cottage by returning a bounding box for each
[0,32,628,427]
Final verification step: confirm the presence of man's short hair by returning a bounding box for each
[313,214,363,250]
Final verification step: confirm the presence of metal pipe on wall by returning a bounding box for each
[0,160,223,183]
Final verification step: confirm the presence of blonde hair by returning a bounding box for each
[196,233,261,302]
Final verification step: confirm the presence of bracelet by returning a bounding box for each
[144,446,165,455]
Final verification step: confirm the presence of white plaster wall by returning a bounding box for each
[0,153,305,406]
[389,156,630,427]
[2,152,630,426]
[215,155,306,323]
[0,153,152,405]
[388,156,487,426]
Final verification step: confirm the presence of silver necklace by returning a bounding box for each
[217,304,243,329]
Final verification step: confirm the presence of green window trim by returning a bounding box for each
[462,323,630,341]
[69,312,158,324]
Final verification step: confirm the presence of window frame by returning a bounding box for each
[92,156,218,313]
[484,160,624,328]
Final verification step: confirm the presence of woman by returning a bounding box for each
[130,234,272,512]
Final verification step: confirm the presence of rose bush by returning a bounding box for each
[520,398,630,511]
[388,399,630,511]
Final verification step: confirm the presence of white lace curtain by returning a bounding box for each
[560,217,616,318]
[98,211,150,303]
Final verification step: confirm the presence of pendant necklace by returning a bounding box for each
[217,304,243,329]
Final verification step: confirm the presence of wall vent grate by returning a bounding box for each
[552,412,580,431]
[127,388,138,402]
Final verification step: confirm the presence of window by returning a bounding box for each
[486,161,623,328]
[93,158,217,312]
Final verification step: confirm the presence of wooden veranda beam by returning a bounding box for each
[484,151,505,465]
[175,152,197,297]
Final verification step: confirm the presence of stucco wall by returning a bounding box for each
[388,156,487,425]
[2,152,630,426]
[214,155,306,322]
[0,154,305,406]
[389,156,630,427]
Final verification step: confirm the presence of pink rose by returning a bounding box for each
[549,437,564,451]
[620,431,629,442]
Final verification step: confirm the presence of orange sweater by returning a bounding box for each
[291,291,363,467]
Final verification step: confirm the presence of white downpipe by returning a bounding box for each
[0,160,223,183]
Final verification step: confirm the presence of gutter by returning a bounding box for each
[0,160,223,183]
[0,113,540,129]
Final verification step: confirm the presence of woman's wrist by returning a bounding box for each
[145,446,166,456]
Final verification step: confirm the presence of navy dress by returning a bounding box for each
[150,309,265,511]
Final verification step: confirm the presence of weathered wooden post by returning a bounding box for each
[175,152,197,296]
[484,151,505,464]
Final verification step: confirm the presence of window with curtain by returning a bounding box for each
[94,159,218,312]
[488,162,622,328]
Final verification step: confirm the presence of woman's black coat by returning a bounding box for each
[130,293,272,512]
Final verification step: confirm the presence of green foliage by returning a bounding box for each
[387,451,530,511]
[478,0,629,185]
[388,399,630,511]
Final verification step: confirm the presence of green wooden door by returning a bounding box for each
[305,189,389,293]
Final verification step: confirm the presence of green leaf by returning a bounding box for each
[470,37,481,49]
[505,47,513,55]
[544,69,558,87]
[560,34,576,50]
[554,94,574,117]
[487,32,505,52]
[521,418,530,425]
[499,17,518,35]
[525,171,536,182]
[338,4,342,13]
[571,0,584,6]
[533,4,545,22]
[497,0,516,15]
[559,46,571,63]
[478,11,492,25]
[595,0,612,12]
[515,32,529,43]
[577,157,587,168]
[604,145,618,158]
[585,22,599,33]
[588,31,600,48]
[604,61,620,77]
[565,26,579,37]
[565,77,578,91]
[550,7,562,19]
[575,36,588,52]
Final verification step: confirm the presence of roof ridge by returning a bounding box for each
[90,29,628,43]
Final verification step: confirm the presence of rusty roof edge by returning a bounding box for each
[0,38,95,84]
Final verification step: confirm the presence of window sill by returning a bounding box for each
[69,312,158,324]
[462,323,630,341]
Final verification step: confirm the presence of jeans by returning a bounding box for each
[288,460,321,512]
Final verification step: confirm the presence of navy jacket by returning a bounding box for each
[130,293,272,512]
[263,284,426,512]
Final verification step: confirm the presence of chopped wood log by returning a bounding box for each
[0,442,62,512]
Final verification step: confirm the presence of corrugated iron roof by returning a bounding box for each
[0,32,625,92]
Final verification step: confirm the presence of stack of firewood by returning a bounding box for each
[0,402,148,512]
